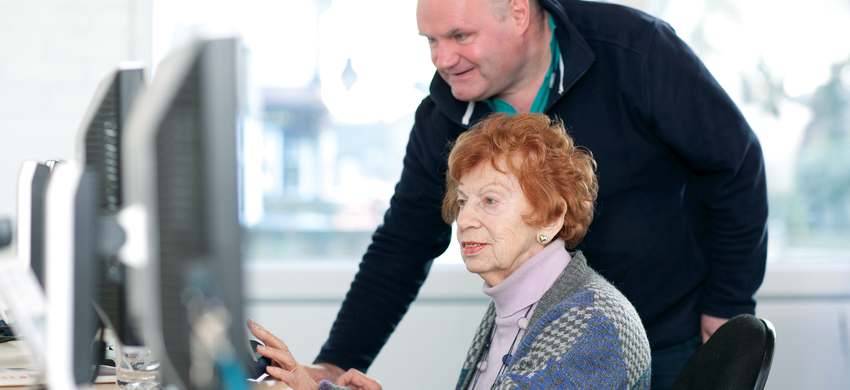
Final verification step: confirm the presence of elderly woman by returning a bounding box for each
[250,113,651,390]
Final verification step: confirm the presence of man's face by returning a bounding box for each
[417,0,526,102]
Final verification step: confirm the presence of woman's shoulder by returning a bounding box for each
[537,250,640,315]
[547,254,650,362]
[502,255,651,390]
[503,282,651,389]
[535,275,646,345]
[571,276,648,345]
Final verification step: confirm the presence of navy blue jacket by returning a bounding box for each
[316,0,768,371]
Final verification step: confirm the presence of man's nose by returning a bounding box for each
[434,41,460,71]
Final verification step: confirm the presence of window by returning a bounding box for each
[153,0,442,262]
[643,0,850,262]
[153,0,850,264]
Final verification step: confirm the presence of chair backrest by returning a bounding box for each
[754,317,776,390]
[671,314,776,390]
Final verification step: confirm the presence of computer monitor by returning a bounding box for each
[0,218,11,249]
[77,63,145,213]
[40,65,145,389]
[76,63,145,347]
[121,33,250,390]
[16,160,50,287]
[43,162,104,388]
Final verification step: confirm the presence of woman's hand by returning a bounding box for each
[303,363,346,384]
[336,369,382,390]
[248,319,318,390]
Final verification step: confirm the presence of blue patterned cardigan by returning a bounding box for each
[318,252,651,390]
[455,252,652,390]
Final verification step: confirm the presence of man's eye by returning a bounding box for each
[485,198,495,205]
[427,37,436,44]
[455,34,466,40]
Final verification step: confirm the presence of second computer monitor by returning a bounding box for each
[122,34,249,390]
[16,161,50,287]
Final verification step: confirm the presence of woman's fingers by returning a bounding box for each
[248,320,309,380]
[248,319,290,351]
[336,369,382,390]
[256,344,298,373]
[245,320,319,390]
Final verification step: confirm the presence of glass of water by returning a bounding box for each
[115,345,161,390]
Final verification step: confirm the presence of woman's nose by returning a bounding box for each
[456,206,479,230]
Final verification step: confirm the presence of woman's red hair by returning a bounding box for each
[442,113,598,247]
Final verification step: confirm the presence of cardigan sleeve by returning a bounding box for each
[318,380,349,390]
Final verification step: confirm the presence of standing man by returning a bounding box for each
[308,0,768,388]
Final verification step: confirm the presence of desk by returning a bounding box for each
[0,341,37,388]
[2,381,292,390]
[2,341,292,389]
[0,341,32,369]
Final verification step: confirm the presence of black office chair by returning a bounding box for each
[671,314,776,390]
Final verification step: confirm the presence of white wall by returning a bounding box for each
[0,0,152,259]
[755,263,850,388]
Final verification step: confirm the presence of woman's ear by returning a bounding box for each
[540,198,568,241]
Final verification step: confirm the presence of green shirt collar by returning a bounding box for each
[485,13,560,115]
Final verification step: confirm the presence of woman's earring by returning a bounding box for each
[538,235,549,244]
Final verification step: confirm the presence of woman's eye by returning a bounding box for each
[458,199,466,207]
[485,198,496,205]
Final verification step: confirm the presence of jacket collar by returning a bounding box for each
[428,0,596,128]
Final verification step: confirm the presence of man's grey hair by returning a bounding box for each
[489,0,544,21]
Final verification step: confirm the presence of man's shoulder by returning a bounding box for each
[406,95,469,162]
[414,95,452,129]
[414,94,438,117]
[413,95,468,136]
[554,0,670,52]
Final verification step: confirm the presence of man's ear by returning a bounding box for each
[509,0,532,34]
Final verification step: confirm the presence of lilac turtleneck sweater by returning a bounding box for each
[471,239,571,390]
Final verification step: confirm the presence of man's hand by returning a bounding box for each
[700,313,729,343]
[336,368,382,390]
[303,363,346,384]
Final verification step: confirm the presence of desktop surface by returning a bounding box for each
[1,341,293,389]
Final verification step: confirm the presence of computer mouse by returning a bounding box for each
[247,340,273,379]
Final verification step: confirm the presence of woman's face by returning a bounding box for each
[455,161,544,286]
